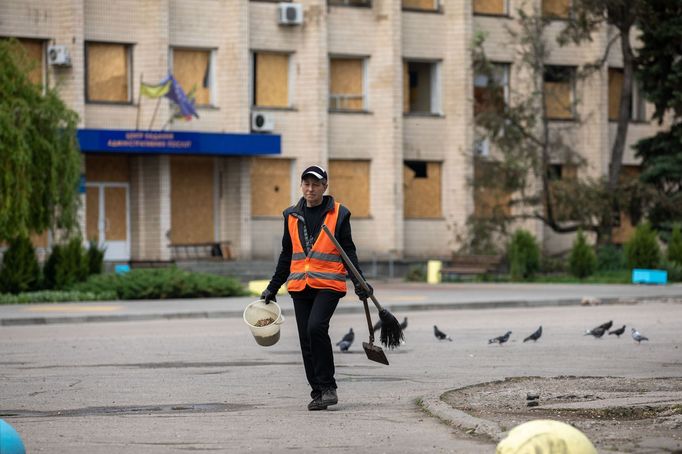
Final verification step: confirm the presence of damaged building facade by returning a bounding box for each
[0,0,659,263]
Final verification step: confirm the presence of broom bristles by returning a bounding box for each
[379,308,404,349]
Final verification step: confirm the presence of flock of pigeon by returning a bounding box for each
[336,317,650,352]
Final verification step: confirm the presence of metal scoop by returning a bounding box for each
[361,297,389,365]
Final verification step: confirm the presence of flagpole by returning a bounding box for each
[135,72,143,130]
[148,97,162,131]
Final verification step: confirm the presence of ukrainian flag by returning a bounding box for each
[140,76,171,98]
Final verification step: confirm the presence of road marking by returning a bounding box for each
[23,305,123,313]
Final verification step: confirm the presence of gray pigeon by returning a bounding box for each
[598,320,613,331]
[434,325,452,341]
[489,331,512,345]
[523,326,542,342]
[608,325,626,337]
[336,328,354,352]
[585,326,606,338]
[631,328,649,344]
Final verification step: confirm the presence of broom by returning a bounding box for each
[321,225,404,349]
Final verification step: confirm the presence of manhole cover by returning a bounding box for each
[442,376,682,453]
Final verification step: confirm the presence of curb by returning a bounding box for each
[419,392,506,442]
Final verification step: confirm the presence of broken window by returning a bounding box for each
[251,158,292,217]
[403,161,442,218]
[329,57,366,111]
[474,63,509,116]
[544,65,575,120]
[86,42,132,103]
[474,0,507,15]
[402,0,439,11]
[608,68,646,122]
[542,0,570,18]
[253,52,290,108]
[403,61,441,114]
[328,160,370,217]
[172,48,213,107]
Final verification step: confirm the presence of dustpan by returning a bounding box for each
[361,297,389,365]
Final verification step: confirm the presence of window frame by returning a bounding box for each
[4,37,48,89]
[329,55,369,113]
[404,59,443,116]
[541,0,572,20]
[251,50,295,110]
[84,41,134,105]
[543,64,576,121]
[474,62,510,116]
[473,0,510,17]
[328,0,372,7]
[403,160,443,219]
[170,46,217,108]
[402,0,442,13]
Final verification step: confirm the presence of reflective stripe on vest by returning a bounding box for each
[286,202,347,293]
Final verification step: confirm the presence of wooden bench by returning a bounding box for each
[169,241,232,261]
[440,254,503,279]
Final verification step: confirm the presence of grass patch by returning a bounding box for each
[443,270,631,284]
[0,290,117,304]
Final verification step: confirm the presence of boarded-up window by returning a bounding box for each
[85,154,130,182]
[5,38,45,85]
[547,164,578,221]
[328,160,370,217]
[609,68,646,122]
[254,52,290,108]
[329,0,371,5]
[86,42,131,103]
[474,63,509,116]
[173,48,212,106]
[170,156,214,244]
[542,0,570,18]
[329,58,365,111]
[404,61,439,114]
[613,165,641,244]
[544,65,574,120]
[251,158,292,217]
[403,0,438,11]
[474,160,511,219]
[404,161,442,218]
[474,0,506,15]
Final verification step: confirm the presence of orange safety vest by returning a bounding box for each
[287,202,347,293]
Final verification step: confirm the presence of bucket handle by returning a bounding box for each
[275,313,285,325]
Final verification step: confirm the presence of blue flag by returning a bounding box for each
[165,75,199,120]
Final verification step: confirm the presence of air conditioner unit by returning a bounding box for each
[278,3,303,25]
[251,111,275,132]
[47,45,72,66]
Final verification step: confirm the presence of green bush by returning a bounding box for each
[72,268,248,299]
[540,254,567,274]
[0,290,117,305]
[661,259,682,283]
[569,230,597,279]
[43,238,89,290]
[0,236,40,294]
[596,244,626,271]
[507,229,540,281]
[668,224,682,266]
[625,222,661,269]
[86,241,105,275]
[405,264,426,282]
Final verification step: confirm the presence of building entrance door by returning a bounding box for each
[86,183,130,261]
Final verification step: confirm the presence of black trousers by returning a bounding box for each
[291,286,344,398]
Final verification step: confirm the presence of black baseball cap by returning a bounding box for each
[301,165,328,181]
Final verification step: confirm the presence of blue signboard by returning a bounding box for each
[77,129,280,156]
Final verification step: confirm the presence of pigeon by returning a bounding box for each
[489,331,512,345]
[434,325,452,341]
[598,320,613,331]
[372,319,382,333]
[584,326,606,338]
[336,328,354,352]
[399,317,408,330]
[523,326,542,342]
[631,328,649,344]
[608,325,626,337]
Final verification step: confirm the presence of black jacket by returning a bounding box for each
[266,195,363,293]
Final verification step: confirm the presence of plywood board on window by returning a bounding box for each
[86,187,100,242]
[545,81,572,119]
[170,156,214,243]
[251,158,291,217]
[474,160,511,219]
[330,58,363,111]
[173,48,210,106]
[86,154,130,182]
[30,231,49,248]
[608,68,624,121]
[255,53,289,108]
[87,42,129,102]
[104,187,127,241]
[328,160,370,217]
[403,0,437,10]
[542,0,570,17]
[474,0,505,14]
[404,161,442,218]
[11,38,44,85]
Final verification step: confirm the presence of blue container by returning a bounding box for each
[114,264,131,274]
[632,268,667,285]
[0,419,26,454]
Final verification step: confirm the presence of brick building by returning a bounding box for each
[0,0,659,264]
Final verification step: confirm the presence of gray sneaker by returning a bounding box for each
[319,388,338,406]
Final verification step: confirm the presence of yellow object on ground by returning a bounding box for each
[248,280,287,296]
[496,420,597,454]
[427,260,442,284]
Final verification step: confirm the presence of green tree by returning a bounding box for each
[668,225,682,266]
[0,236,40,293]
[569,230,597,278]
[0,39,81,242]
[508,229,540,281]
[625,222,661,269]
[634,0,682,231]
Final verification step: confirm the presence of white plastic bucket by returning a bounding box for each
[243,300,285,347]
